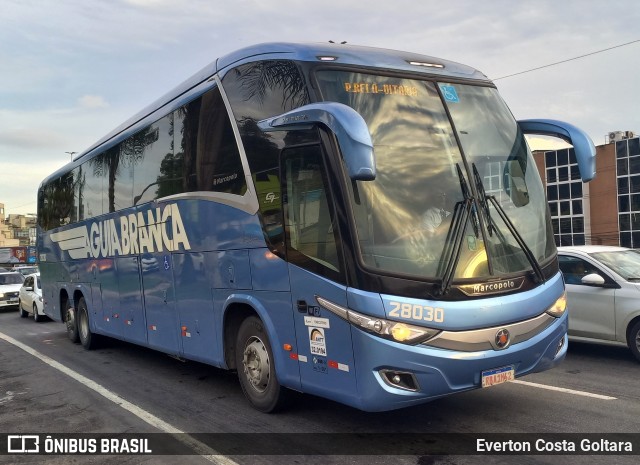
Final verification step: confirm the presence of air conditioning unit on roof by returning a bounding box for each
[609,131,624,143]
[626,131,636,139]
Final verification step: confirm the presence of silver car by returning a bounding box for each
[0,271,24,310]
[558,245,640,362]
[19,273,46,322]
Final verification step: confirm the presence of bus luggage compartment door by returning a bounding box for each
[116,256,147,345]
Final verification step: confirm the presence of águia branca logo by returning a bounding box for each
[49,203,191,260]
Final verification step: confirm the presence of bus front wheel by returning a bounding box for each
[66,305,79,343]
[235,316,287,413]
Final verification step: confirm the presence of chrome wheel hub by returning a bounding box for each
[243,337,270,393]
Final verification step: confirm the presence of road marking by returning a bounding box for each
[0,331,239,465]
[512,379,617,400]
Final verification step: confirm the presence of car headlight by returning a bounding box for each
[545,291,567,317]
[316,296,440,345]
[0,293,4,299]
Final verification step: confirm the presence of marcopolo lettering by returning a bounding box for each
[473,281,516,294]
[50,203,191,260]
[458,277,525,297]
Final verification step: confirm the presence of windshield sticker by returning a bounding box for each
[440,85,459,103]
[343,82,418,97]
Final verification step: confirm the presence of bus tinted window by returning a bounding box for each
[222,60,312,250]
[175,87,247,195]
[283,144,342,278]
[132,114,174,205]
[79,153,105,219]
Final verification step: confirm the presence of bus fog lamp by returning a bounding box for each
[379,369,419,391]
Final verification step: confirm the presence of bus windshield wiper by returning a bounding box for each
[472,164,494,237]
[471,163,545,284]
[436,164,474,296]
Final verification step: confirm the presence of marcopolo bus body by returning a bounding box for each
[37,43,596,412]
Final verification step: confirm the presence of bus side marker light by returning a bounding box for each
[283,343,293,351]
[149,325,157,331]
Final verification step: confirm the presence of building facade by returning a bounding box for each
[0,203,20,247]
[533,134,640,247]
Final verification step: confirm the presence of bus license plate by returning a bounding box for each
[481,365,515,388]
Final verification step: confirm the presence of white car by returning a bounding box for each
[18,273,46,322]
[558,245,640,362]
[0,271,25,310]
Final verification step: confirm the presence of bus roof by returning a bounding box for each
[40,42,489,187]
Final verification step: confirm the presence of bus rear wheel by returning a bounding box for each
[235,316,287,413]
[66,305,79,343]
[77,297,98,350]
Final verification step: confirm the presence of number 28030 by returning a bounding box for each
[388,302,445,323]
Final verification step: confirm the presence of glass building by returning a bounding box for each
[616,137,640,247]
[544,147,588,246]
[539,135,640,247]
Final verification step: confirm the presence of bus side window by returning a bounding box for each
[175,87,247,196]
[282,145,343,281]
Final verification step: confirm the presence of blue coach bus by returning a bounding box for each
[37,43,596,412]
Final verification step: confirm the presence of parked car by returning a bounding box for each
[0,271,25,310]
[558,245,640,362]
[14,265,39,277]
[19,273,46,322]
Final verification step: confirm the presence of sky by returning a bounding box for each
[1,0,639,215]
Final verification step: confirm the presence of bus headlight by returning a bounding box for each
[545,291,567,317]
[316,296,440,344]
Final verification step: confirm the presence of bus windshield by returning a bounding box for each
[315,70,554,281]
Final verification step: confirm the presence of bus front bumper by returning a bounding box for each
[347,312,567,412]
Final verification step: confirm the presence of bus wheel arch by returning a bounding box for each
[223,303,257,371]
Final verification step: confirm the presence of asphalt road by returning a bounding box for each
[0,309,638,465]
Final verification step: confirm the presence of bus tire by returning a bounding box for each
[66,305,80,343]
[77,297,98,350]
[235,316,287,413]
[628,320,640,363]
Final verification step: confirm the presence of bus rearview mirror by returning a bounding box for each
[518,119,596,182]
[258,102,376,181]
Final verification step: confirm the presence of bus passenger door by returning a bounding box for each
[117,256,147,345]
[282,145,359,405]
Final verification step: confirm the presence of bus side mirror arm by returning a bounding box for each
[518,119,596,182]
[258,102,376,181]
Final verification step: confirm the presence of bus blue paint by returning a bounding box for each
[38,42,591,412]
